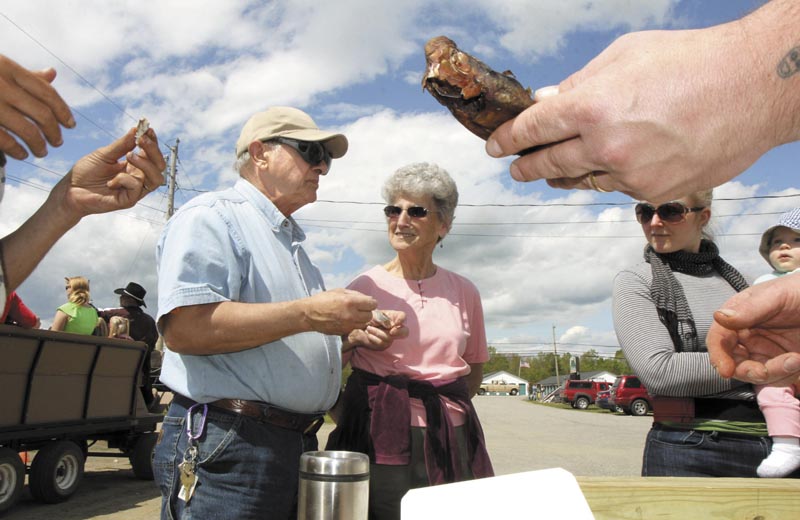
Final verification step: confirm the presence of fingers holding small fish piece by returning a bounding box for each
[135,118,150,143]
[371,310,393,329]
[124,122,165,197]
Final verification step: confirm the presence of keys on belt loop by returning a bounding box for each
[178,402,208,503]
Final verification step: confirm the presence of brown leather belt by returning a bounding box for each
[174,394,324,435]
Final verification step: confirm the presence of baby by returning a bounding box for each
[753,207,800,477]
[108,315,132,340]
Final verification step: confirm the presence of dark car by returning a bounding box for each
[609,375,651,416]
[595,389,613,411]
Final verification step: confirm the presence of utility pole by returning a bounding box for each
[166,138,179,220]
[552,324,560,386]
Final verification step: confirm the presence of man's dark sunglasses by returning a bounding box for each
[635,201,705,224]
[383,205,428,218]
[273,137,331,167]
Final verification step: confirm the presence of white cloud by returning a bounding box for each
[3,0,798,353]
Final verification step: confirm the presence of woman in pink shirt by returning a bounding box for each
[327,162,493,520]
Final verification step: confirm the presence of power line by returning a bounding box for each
[299,222,764,239]
[12,160,166,213]
[493,341,621,348]
[296,209,787,227]
[6,174,50,192]
[1,13,175,158]
[6,177,163,226]
[0,13,137,123]
[314,192,800,208]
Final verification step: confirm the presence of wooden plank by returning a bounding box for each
[577,476,800,519]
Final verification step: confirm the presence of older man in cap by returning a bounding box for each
[152,107,405,519]
[99,281,159,409]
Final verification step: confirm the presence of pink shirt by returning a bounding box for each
[345,265,489,426]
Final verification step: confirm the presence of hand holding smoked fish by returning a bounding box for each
[422,36,534,141]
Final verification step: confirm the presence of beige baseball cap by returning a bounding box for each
[235,106,348,159]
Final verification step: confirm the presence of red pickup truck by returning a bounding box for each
[609,375,651,416]
[561,379,610,410]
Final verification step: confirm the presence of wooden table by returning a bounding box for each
[578,476,800,519]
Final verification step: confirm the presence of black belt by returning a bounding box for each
[652,396,764,424]
[695,398,764,422]
[174,394,324,435]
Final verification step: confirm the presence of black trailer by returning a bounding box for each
[0,324,163,513]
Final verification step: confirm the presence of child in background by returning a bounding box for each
[753,208,800,477]
[108,315,133,340]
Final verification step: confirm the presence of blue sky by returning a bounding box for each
[2,0,796,360]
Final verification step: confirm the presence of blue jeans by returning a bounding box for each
[153,399,318,520]
[642,424,800,477]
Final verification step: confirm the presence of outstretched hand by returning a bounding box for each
[485,19,792,203]
[0,54,75,160]
[707,275,800,387]
[57,126,166,220]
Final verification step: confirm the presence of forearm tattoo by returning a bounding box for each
[777,46,800,78]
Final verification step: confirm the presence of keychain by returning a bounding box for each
[178,403,207,502]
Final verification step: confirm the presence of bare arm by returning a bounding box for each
[486,0,800,203]
[161,288,377,355]
[1,128,165,292]
[50,309,68,332]
[466,363,484,398]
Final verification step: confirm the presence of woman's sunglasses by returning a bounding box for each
[635,201,705,224]
[272,137,331,167]
[383,205,429,219]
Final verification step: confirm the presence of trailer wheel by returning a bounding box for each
[0,447,25,513]
[129,432,158,480]
[29,440,84,503]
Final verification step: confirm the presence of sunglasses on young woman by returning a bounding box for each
[635,201,705,224]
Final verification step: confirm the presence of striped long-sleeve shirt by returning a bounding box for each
[612,261,753,400]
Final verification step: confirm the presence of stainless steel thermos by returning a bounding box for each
[298,450,369,520]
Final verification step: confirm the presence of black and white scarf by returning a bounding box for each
[644,240,749,352]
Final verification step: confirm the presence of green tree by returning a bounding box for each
[484,345,512,374]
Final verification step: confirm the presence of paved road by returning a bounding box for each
[3,397,652,519]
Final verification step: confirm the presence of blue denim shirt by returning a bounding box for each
[156,178,341,413]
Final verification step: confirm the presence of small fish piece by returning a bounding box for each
[135,118,150,141]
[371,310,392,329]
[422,36,534,141]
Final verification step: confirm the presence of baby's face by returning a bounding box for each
[768,227,800,272]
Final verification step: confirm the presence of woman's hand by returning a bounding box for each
[707,275,800,387]
[56,126,166,221]
[343,310,408,352]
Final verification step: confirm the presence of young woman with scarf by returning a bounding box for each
[613,190,799,478]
